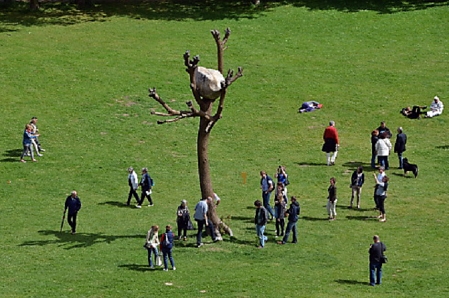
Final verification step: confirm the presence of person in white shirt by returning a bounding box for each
[426,96,444,118]
[126,167,140,206]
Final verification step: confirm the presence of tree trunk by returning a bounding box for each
[29,0,39,10]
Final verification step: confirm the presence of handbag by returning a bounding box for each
[155,254,162,266]
[381,255,388,263]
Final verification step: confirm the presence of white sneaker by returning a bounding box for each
[37,153,43,157]
[135,205,142,209]
[163,268,168,271]
[172,267,176,271]
[149,266,154,269]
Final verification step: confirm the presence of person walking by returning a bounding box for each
[136,167,153,208]
[254,200,268,248]
[349,166,365,209]
[126,167,140,206]
[374,174,389,222]
[394,127,407,169]
[145,225,160,269]
[193,197,216,248]
[29,116,45,153]
[160,225,176,271]
[260,171,275,220]
[322,121,340,166]
[176,200,190,240]
[327,178,337,220]
[278,196,300,244]
[64,191,82,234]
[20,124,39,163]
[369,235,387,286]
[375,132,392,170]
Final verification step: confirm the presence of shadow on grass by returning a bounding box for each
[346,215,376,221]
[230,215,254,223]
[98,201,131,208]
[391,172,414,179]
[118,264,154,272]
[301,216,329,221]
[295,162,325,167]
[335,279,370,286]
[341,161,378,172]
[0,149,23,162]
[19,230,142,249]
[436,145,449,150]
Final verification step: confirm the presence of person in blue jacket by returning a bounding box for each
[136,167,153,208]
[349,166,365,209]
[160,225,176,271]
[278,196,300,244]
[20,124,39,163]
[64,191,82,234]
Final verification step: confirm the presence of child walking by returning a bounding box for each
[145,225,160,269]
[327,177,337,220]
[160,225,176,271]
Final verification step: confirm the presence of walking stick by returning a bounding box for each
[60,210,66,232]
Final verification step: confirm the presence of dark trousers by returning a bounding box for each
[377,196,386,214]
[127,187,140,205]
[282,221,298,243]
[139,190,153,206]
[162,249,175,270]
[275,218,285,236]
[378,156,389,170]
[67,212,78,233]
[177,223,187,238]
[195,219,215,245]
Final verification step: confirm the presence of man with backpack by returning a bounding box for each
[136,167,154,208]
[260,170,275,220]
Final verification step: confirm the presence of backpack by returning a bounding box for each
[150,177,154,187]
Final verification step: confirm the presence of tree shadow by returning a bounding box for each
[118,263,154,272]
[335,279,370,286]
[19,229,142,249]
[1,0,446,32]
[98,201,131,208]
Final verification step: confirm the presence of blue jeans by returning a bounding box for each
[255,224,267,247]
[147,246,158,267]
[262,191,275,218]
[369,262,383,285]
[282,221,297,243]
[371,153,377,168]
[162,249,175,270]
[378,156,389,170]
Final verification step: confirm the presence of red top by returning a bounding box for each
[323,126,339,144]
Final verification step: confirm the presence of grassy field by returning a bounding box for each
[1,1,448,297]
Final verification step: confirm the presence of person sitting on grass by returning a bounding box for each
[425,96,444,118]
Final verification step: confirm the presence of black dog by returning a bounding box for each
[403,158,418,178]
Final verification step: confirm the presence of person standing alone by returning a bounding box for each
[369,235,387,286]
[64,191,82,234]
[394,127,407,169]
[322,121,340,166]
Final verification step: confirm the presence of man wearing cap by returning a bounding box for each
[322,121,340,166]
[425,96,444,118]
[394,127,407,169]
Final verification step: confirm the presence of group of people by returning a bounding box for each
[127,167,154,208]
[401,96,444,119]
[20,117,45,163]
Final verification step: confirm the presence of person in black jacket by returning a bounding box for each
[394,127,407,169]
[254,200,268,248]
[369,235,387,286]
[278,196,300,244]
[349,166,365,209]
[370,130,379,168]
[64,191,81,234]
[160,225,176,271]
[136,167,153,208]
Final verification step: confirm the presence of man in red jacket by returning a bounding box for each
[322,121,340,166]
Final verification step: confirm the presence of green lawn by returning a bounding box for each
[0,1,448,297]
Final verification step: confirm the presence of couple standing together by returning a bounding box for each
[127,167,154,208]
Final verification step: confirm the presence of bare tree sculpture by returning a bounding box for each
[149,28,243,238]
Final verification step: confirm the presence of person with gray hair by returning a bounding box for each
[322,121,340,166]
[64,191,81,234]
[394,127,407,169]
[126,167,140,206]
